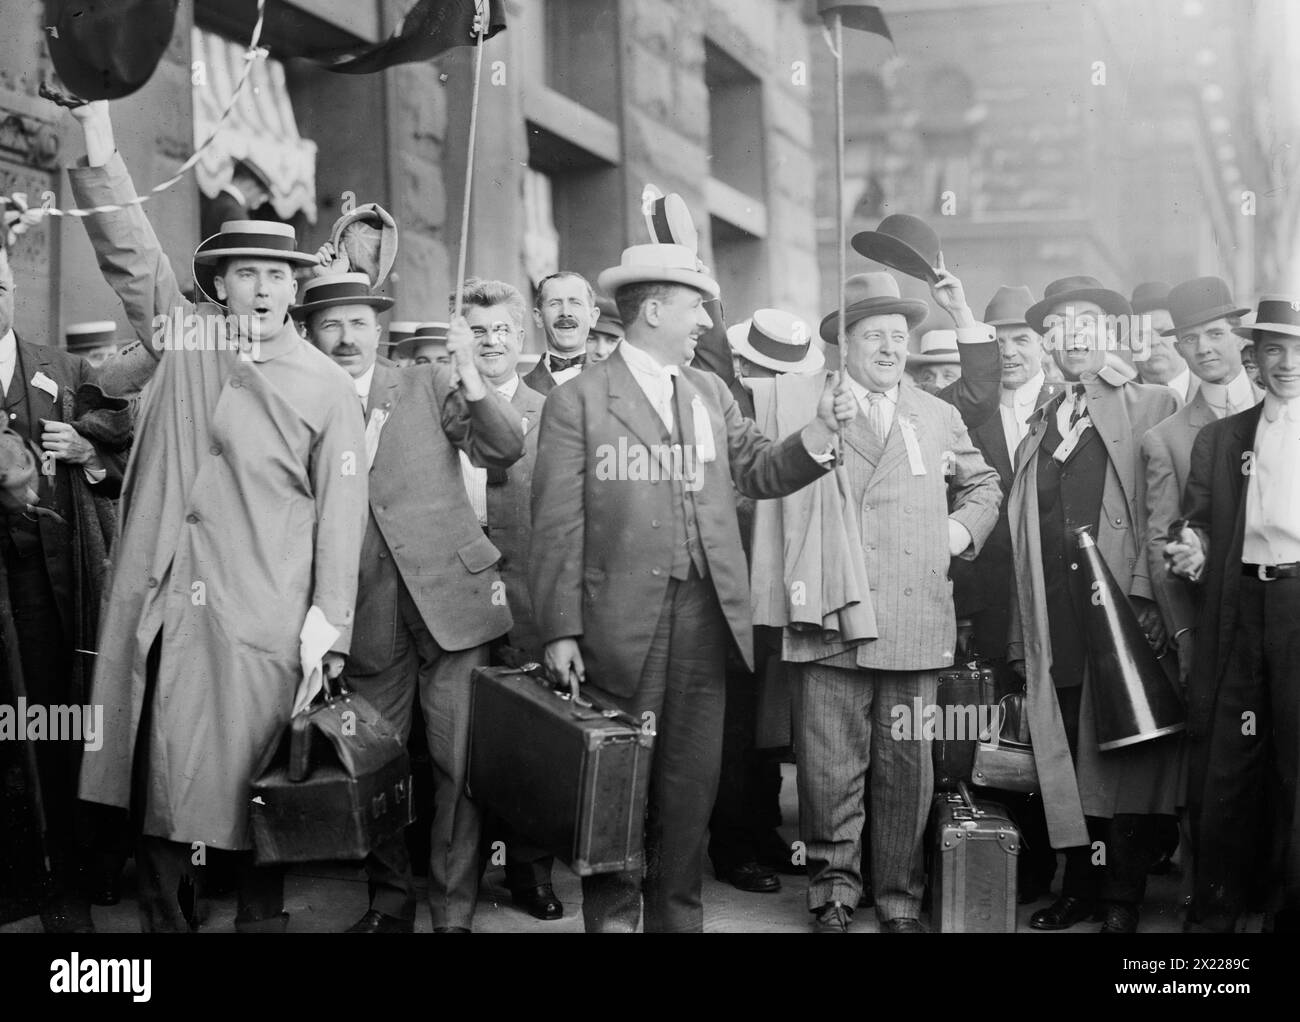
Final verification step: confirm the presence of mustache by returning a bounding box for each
[553,317,579,329]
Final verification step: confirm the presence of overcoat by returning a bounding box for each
[69,153,368,850]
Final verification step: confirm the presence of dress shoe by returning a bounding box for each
[345,909,413,934]
[1100,903,1139,933]
[719,861,780,894]
[434,925,471,933]
[512,883,563,920]
[812,901,852,933]
[1029,896,1104,931]
[882,917,926,933]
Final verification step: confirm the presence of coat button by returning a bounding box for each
[651,520,661,528]
[904,587,913,596]
[186,513,199,524]
[147,577,158,588]
[863,504,872,512]
[904,505,912,514]
[651,568,662,576]
[904,547,912,555]
[7,413,14,420]
[230,378,242,389]
[1114,517,1123,526]
[378,551,388,559]
[210,444,222,456]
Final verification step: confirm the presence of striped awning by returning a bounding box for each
[192,27,318,224]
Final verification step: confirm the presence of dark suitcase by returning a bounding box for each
[930,782,1019,933]
[932,659,997,790]
[467,666,654,876]
[249,683,413,865]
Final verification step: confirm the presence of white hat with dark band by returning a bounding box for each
[65,320,122,353]
[291,272,395,320]
[727,309,824,375]
[192,220,317,306]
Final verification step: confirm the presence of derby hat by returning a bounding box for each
[906,329,960,368]
[728,309,825,375]
[192,220,317,306]
[292,272,395,321]
[851,214,942,284]
[43,0,179,101]
[818,271,929,344]
[590,295,625,339]
[1232,296,1300,341]
[1025,275,1132,336]
[983,285,1037,328]
[65,320,121,354]
[1130,281,1172,316]
[1160,277,1251,337]
[597,243,720,300]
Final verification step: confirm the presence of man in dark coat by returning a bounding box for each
[522,271,600,396]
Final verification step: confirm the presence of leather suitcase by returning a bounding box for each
[249,685,413,865]
[930,782,1019,933]
[932,659,997,790]
[467,666,654,876]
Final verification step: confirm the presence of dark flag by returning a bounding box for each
[312,0,507,75]
[817,0,892,42]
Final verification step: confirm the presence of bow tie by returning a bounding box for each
[549,353,586,373]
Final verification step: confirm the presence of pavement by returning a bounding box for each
[0,765,1229,934]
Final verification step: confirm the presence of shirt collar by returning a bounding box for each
[496,373,519,400]
[0,329,15,363]
[1262,392,1300,423]
[1197,369,1254,410]
[353,363,376,400]
[1002,370,1045,408]
[1167,366,1191,399]
[847,376,897,406]
[620,340,678,377]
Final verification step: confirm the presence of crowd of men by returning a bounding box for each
[0,96,1297,935]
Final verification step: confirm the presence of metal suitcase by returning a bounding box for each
[467,666,654,876]
[932,659,997,790]
[930,782,1019,933]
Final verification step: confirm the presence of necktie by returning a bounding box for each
[1068,383,1088,430]
[550,352,586,373]
[866,391,888,442]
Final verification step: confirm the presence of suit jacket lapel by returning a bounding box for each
[1185,388,1216,432]
[1084,378,1135,506]
[973,413,1013,487]
[606,346,671,450]
[366,362,401,419]
[867,387,915,486]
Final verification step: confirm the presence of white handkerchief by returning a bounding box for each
[900,418,927,476]
[364,407,389,469]
[691,394,716,463]
[31,371,57,401]
[294,605,341,716]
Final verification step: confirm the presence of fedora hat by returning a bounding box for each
[1160,276,1251,337]
[591,295,625,340]
[819,271,929,344]
[1232,295,1300,341]
[850,214,942,284]
[982,285,1037,328]
[65,320,122,354]
[43,0,179,101]
[1025,275,1132,336]
[642,185,699,254]
[906,329,960,368]
[597,243,719,300]
[728,309,825,375]
[192,220,317,306]
[292,272,394,321]
[1130,281,1172,316]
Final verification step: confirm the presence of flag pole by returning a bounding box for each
[452,5,489,318]
[833,11,847,458]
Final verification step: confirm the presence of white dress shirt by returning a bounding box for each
[1243,393,1300,565]
[1166,366,1192,403]
[620,341,679,432]
[0,329,15,395]
[352,363,376,410]
[847,377,898,434]
[998,370,1045,463]
[1197,369,1256,419]
[461,374,519,526]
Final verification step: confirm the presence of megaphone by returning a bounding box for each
[1073,525,1185,751]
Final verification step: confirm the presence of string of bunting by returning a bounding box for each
[14,0,268,223]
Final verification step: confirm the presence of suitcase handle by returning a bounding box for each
[956,780,983,816]
[503,663,648,733]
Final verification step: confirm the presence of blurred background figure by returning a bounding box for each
[906,329,962,395]
[382,321,422,364]
[199,156,272,241]
[586,295,623,364]
[1131,282,1194,401]
[64,321,122,369]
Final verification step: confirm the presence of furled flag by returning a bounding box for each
[307,0,507,75]
[817,1,892,41]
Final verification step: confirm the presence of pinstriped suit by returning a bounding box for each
[792,386,1001,921]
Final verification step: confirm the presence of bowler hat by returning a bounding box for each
[43,0,179,101]
[851,214,942,284]
[292,272,394,321]
[728,309,824,375]
[1232,296,1300,341]
[982,285,1036,328]
[1025,276,1132,336]
[906,330,960,368]
[192,220,317,306]
[1130,281,1172,316]
[597,244,720,300]
[818,272,929,344]
[1160,277,1251,337]
[591,295,625,339]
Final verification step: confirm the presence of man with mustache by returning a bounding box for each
[1008,276,1181,933]
[523,271,600,396]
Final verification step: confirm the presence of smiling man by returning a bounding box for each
[530,242,856,932]
[1008,275,1181,934]
[523,271,600,395]
[1167,294,1300,934]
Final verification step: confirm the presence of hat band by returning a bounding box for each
[67,329,116,349]
[206,231,301,253]
[301,281,376,306]
[1254,300,1300,328]
[748,322,810,363]
[651,199,670,245]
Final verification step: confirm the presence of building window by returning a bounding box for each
[541,0,620,123]
[705,40,765,201]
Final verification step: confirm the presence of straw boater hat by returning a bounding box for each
[1232,296,1300,341]
[291,272,394,321]
[596,244,719,301]
[385,320,423,348]
[906,329,960,370]
[818,271,928,344]
[1161,277,1251,337]
[850,214,943,284]
[192,220,317,306]
[590,296,625,340]
[728,309,825,375]
[65,320,122,355]
[642,186,699,254]
[1024,275,1132,336]
[407,322,451,347]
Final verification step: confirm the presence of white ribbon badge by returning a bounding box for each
[899,417,926,476]
[691,393,716,463]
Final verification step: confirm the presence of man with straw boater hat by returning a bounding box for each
[64,321,123,369]
[296,265,524,934]
[1166,294,1300,934]
[391,322,452,369]
[905,329,962,396]
[529,241,857,932]
[381,320,422,363]
[63,100,368,933]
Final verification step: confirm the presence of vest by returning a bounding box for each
[667,384,708,580]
